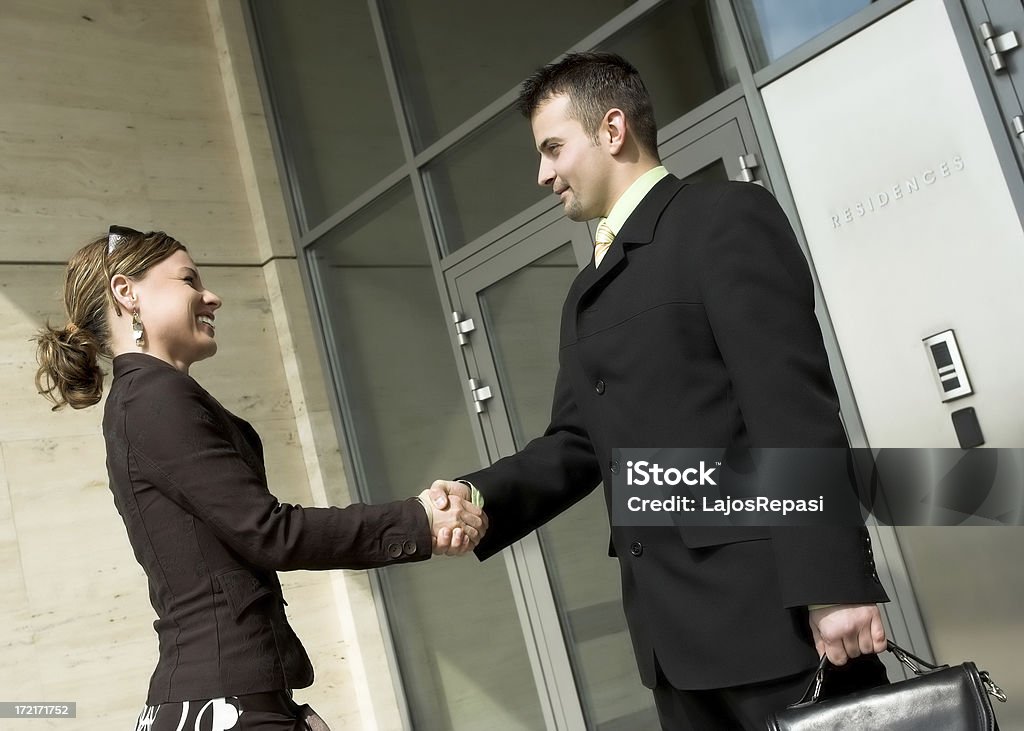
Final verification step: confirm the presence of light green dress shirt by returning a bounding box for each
[594,165,669,267]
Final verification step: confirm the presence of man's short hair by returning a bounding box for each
[517,52,659,159]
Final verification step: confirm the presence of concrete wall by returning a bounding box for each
[0,1,400,728]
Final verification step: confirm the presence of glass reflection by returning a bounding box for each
[425,109,544,255]
[312,183,544,730]
[480,241,659,729]
[598,0,739,129]
[252,0,404,230]
[382,0,639,149]
[734,0,872,68]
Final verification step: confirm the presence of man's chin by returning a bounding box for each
[564,204,587,222]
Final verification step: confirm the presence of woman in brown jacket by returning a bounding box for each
[35,226,484,731]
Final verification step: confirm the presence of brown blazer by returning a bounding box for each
[463,179,888,690]
[103,353,430,704]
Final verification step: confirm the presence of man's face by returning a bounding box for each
[531,94,613,222]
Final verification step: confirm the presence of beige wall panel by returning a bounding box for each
[0,0,259,265]
[279,574,364,730]
[0,265,108,443]
[0,1,392,727]
[4,435,149,618]
[208,0,295,261]
[3,434,157,728]
[248,416,309,505]
[0,452,29,614]
[307,408,350,504]
[0,3,222,113]
[148,200,257,264]
[191,266,295,421]
[134,114,255,260]
[0,608,53,729]
[265,260,330,416]
[0,104,151,261]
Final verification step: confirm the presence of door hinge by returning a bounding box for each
[468,378,493,413]
[981,21,1020,73]
[451,311,476,346]
[733,152,763,185]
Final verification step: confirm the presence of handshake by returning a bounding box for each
[417,480,488,557]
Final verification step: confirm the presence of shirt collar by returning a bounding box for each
[599,165,669,239]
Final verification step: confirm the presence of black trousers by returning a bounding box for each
[134,691,329,731]
[652,654,889,731]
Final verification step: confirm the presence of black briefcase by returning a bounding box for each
[766,641,1007,730]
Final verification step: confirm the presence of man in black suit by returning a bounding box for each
[431,53,888,729]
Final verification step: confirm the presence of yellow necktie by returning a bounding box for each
[594,220,615,268]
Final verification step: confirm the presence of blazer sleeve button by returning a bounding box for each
[387,542,402,558]
[403,540,417,555]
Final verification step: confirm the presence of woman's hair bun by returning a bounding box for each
[34,322,105,410]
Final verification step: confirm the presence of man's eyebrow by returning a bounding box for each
[180,267,199,277]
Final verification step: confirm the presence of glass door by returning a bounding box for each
[443,104,764,730]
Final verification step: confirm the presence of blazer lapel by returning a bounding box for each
[567,175,689,319]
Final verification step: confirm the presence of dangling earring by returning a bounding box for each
[131,308,145,346]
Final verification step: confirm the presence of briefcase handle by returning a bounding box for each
[792,640,1007,708]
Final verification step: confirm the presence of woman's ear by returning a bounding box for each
[110,274,135,316]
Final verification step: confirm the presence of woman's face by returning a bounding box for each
[133,249,222,372]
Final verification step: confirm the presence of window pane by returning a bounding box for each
[426,0,739,256]
[733,0,872,68]
[252,0,404,230]
[382,0,640,150]
[311,183,545,730]
[598,0,739,129]
[425,109,545,255]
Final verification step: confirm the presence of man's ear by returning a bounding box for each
[110,274,135,315]
[604,108,627,155]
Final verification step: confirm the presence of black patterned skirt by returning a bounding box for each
[133,691,329,731]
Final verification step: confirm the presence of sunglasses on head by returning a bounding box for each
[107,224,144,254]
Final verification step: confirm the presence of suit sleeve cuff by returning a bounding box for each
[455,479,485,509]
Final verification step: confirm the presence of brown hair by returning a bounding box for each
[516,52,660,160]
[34,229,185,410]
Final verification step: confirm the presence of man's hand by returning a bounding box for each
[419,480,487,556]
[424,480,486,556]
[808,603,886,666]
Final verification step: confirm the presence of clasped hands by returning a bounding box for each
[417,480,488,556]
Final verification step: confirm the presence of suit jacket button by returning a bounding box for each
[595,379,606,395]
[387,542,402,558]
[610,460,619,474]
[403,540,417,555]
[630,541,643,557]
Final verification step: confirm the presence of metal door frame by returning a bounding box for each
[447,211,592,731]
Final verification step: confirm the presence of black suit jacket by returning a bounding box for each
[103,353,430,704]
[462,178,888,690]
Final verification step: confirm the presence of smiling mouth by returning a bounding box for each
[197,315,216,332]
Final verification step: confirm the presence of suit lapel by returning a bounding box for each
[565,175,689,336]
